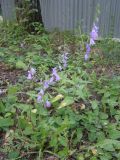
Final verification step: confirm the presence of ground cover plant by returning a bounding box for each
[0,21,120,160]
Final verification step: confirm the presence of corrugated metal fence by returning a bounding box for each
[40,0,120,38]
[0,0,120,38]
[0,0,16,21]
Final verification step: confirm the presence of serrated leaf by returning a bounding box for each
[109,129,120,139]
[16,103,32,112]
[96,139,120,150]
[0,118,14,128]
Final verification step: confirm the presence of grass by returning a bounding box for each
[0,23,120,160]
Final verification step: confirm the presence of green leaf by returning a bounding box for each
[18,116,28,129]
[100,153,112,160]
[99,112,108,120]
[16,103,32,112]
[0,101,5,113]
[0,118,14,128]
[91,100,98,109]
[8,151,19,159]
[59,136,68,147]
[50,136,58,147]
[0,51,4,56]
[96,139,120,150]
[16,60,27,70]
[51,94,64,103]
[109,129,120,139]
[77,154,84,160]
[8,86,18,95]
[102,144,115,151]
[58,97,74,109]
[90,157,97,160]
[23,126,34,135]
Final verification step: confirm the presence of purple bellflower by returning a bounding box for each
[37,95,42,103]
[27,72,33,80]
[44,100,51,108]
[52,68,60,81]
[90,38,95,46]
[84,44,91,61]
[37,89,44,103]
[90,23,99,46]
[43,81,49,90]
[49,76,54,85]
[27,68,36,80]
[62,53,68,68]
[85,21,99,60]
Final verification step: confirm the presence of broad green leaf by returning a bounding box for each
[23,126,34,135]
[96,139,120,150]
[16,103,32,112]
[8,151,19,159]
[8,86,18,95]
[0,118,14,127]
[18,116,28,129]
[59,97,74,109]
[16,60,27,70]
[91,100,98,109]
[52,94,64,103]
[77,154,84,160]
[109,129,120,139]
[0,52,4,56]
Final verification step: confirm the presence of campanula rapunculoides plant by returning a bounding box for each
[90,23,99,46]
[85,21,99,60]
[28,52,68,108]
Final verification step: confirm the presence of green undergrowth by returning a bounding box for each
[0,23,120,160]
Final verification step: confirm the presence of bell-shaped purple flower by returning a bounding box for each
[30,68,36,75]
[90,24,98,40]
[90,38,95,46]
[84,44,91,61]
[93,23,99,32]
[39,89,44,96]
[86,44,91,53]
[61,53,68,68]
[27,71,33,80]
[43,81,49,90]
[52,68,60,82]
[90,23,99,46]
[55,74,60,81]
[37,95,42,103]
[27,67,36,80]
[49,76,54,85]
[84,53,89,61]
[44,100,51,108]
[37,89,44,103]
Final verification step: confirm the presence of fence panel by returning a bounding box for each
[39,0,120,38]
[1,0,16,21]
